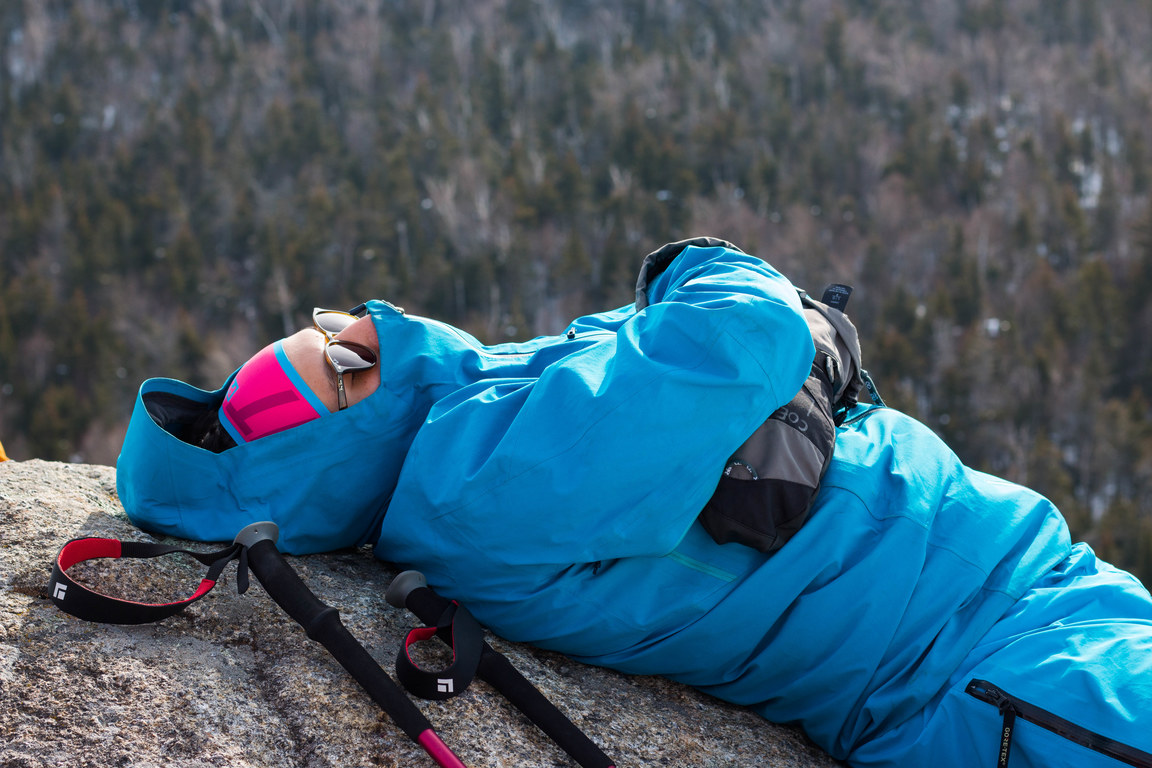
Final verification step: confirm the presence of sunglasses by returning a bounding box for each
[312,308,378,411]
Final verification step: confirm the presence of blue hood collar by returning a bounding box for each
[117,300,455,554]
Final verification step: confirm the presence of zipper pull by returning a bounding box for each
[967,679,1009,708]
[996,702,1017,768]
[966,680,1017,768]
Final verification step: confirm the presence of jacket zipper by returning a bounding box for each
[965,678,1152,767]
[837,402,885,427]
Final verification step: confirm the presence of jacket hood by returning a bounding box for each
[117,300,470,554]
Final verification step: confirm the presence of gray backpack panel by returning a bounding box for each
[635,238,873,554]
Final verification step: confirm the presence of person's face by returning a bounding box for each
[279,315,381,412]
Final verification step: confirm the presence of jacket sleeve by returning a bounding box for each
[379,243,815,566]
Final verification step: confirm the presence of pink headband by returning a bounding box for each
[218,340,328,443]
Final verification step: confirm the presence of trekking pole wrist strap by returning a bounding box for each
[396,600,483,700]
[49,537,245,625]
[52,534,480,699]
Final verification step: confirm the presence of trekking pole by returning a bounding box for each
[386,571,616,768]
[234,523,467,768]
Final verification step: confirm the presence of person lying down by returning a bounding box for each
[118,238,1152,768]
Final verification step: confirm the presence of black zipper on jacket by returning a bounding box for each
[837,403,886,427]
[965,678,1152,767]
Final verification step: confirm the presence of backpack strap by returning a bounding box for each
[802,285,865,419]
[49,537,246,624]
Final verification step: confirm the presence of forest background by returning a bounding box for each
[3,0,1152,585]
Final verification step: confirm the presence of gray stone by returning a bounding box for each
[1,459,842,768]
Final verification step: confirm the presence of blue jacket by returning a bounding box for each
[119,244,1148,765]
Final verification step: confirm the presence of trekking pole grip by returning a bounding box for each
[387,571,615,768]
[235,524,467,768]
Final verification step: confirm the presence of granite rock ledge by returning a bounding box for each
[1,459,842,768]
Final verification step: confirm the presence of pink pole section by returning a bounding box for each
[418,729,469,768]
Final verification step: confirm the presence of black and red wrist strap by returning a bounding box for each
[49,536,481,700]
[396,600,482,700]
[50,537,247,624]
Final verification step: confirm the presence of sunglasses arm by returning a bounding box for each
[335,373,349,410]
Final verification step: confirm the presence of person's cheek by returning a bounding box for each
[343,316,380,353]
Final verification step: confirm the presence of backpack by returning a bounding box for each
[635,237,881,554]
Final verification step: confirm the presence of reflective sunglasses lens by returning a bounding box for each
[314,309,357,336]
[326,341,377,372]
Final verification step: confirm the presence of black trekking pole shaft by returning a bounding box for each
[387,572,615,768]
[236,527,467,768]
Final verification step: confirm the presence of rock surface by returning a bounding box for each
[1,459,842,768]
